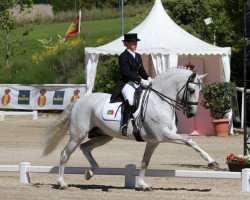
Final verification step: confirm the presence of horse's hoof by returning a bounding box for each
[143,186,153,191]
[137,184,153,191]
[57,179,68,189]
[58,182,68,189]
[85,169,94,180]
[208,161,219,169]
[59,185,68,190]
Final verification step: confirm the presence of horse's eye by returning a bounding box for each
[189,88,195,94]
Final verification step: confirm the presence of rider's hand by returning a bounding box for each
[147,77,153,83]
[140,79,151,88]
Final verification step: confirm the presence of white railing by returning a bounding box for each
[236,87,250,128]
[0,111,38,121]
[0,162,250,192]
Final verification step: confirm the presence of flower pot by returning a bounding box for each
[212,119,230,136]
[228,163,250,172]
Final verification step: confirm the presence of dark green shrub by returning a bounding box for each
[51,0,74,13]
[94,55,120,93]
[31,37,86,84]
[201,82,236,119]
[71,68,85,84]
[0,59,57,84]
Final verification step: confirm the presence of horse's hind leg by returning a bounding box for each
[138,142,159,191]
[80,134,113,180]
[58,135,86,188]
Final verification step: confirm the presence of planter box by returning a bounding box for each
[228,163,250,172]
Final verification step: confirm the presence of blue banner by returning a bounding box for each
[18,90,30,105]
[53,91,65,105]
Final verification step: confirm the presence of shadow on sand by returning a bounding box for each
[160,163,228,171]
[32,183,211,192]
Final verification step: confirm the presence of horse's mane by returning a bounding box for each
[150,67,195,91]
[153,66,193,87]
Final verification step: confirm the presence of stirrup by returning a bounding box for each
[120,125,129,137]
[131,119,139,134]
[133,127,140,135]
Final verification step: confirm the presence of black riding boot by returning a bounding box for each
[121,101,133,136]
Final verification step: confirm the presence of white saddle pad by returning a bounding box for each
[102,99,122,121]
[102,99,140,121]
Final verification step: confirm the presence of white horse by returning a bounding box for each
[43,68,218,190]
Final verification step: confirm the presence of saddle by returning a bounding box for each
[102,87,144,142]
[110,86,143,111]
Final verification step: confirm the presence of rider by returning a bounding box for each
[119,33,152,136]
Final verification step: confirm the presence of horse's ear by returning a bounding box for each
[198,74,207,80]
[190,73,196,81]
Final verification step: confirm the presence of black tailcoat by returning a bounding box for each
[119,49,149,85]
[110,49,149,102]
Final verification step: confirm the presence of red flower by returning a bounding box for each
[226,153,250,165]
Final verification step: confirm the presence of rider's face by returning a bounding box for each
[124,41,138,52]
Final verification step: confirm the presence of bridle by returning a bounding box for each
[176,72,201,112]
[140,72,201,121]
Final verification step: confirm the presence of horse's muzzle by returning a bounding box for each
[186,112,195,118]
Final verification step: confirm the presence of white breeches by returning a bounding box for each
[121,81,139,106]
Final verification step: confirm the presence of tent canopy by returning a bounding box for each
[85,0,231,56]
[84,0,231,94]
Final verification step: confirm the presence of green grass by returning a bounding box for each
[0,17,137,65]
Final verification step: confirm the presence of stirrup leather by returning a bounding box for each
[120,124,129,136]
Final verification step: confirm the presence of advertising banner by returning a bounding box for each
[0,84,86,110]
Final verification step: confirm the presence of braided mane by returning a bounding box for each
[152,67,193,89]
[154,66,192,80]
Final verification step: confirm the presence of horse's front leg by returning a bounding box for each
[185,138,219,169]
[138,142,159,191]
[164,132,219,169]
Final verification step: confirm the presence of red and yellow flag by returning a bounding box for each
[65,15,79,38]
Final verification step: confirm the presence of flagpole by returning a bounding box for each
[78,10,81,36]
[120,0,124,35]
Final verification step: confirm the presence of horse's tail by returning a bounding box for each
[42,102,75,156]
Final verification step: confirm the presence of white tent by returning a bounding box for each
[84,0,231,135]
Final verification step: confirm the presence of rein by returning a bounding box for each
[140,72,201,121]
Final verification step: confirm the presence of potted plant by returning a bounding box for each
[226,153,250,172]
[201,82,236,136]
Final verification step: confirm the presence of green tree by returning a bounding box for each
[51,0,74,12]
[51,0,153,11]
[164,0,244,85]
[133,0,244,85]
[203,0,244,85]
[0,0,33,70]
[163,0,212,42]
[33,0,51,3]
[220,0,244,86]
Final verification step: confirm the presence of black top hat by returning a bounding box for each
[123,33,140,42]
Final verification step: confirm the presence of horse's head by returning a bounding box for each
[177,73,207,118]
[151,69,207,119]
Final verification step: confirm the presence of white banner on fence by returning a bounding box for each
[0,84,86,110]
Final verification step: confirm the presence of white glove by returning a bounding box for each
[147,77,153,83]
[140,79,151,88]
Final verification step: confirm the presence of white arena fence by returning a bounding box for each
[236,87,250,128]
[0,111,38,121]
[0,162,250,192]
